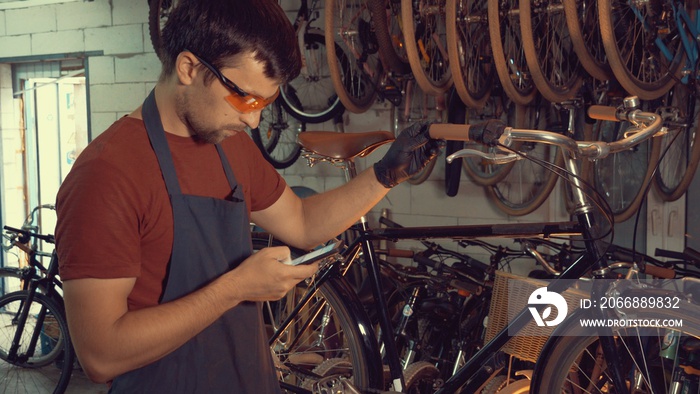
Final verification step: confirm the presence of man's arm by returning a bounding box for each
[252,121,440,250]
[63,246,317,383]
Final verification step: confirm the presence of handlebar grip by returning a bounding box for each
[429,123,471,141]
[684,247,700,263]
[642,264,676,279]
[654,248,688,261]
[588,105,620,122]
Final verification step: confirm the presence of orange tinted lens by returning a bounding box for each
[224,89,279,113]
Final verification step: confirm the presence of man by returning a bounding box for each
[55,0,439,392]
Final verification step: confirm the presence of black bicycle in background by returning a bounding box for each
[0,205,74,394]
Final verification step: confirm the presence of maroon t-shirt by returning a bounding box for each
[55,116,285,311]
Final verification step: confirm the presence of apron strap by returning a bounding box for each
[143,89,182,196]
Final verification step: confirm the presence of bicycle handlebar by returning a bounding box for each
[430,102,663,161]
[3,225,55,244]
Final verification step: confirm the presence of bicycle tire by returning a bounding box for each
[148,0,179,61]
[271,277,378,392]
[598,0,682,100]
[325,0,382,114]
[401,0,453,96]
[520,0,583,103]
[250,96,305,169]
[403,361,440,393]
[0,268,26,297]
[368,0,411,75]
[0,291,74,394]
[280,30,346,124]
[486,100,563,216]
[446,0,494,109]
[488,0,537,106]
[531,303,700,393]
[653,83,700,202]
[592,113,660,223]
[562,0,611,81]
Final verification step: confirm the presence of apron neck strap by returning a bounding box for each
[143,89,182,195]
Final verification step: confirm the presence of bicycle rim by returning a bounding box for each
[280,31,345,124]
[533,305,700,393]
[0,291,74,394]
[486,100,562,216]
[401,0,453,96]
[368,0,411,75]
[446,0,494,109]
[653,83,700,201]
[488,0,537,106]
[520,0,583,103]
[593,115,660,222]
[563,0,611,81]
[271,278,374,392]
[325,0,381,113]
[598,0,682,100]
[250,97,305,170]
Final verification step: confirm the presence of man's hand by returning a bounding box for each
[373,121,442,188]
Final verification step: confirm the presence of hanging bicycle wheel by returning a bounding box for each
[488,0,538,106]
[148,0,180,61]
[325,0,383,113]
[598,0,683,100]
[250,96,305,170]
[520,0,583,103]
[401,0,453,96]
[368,0,411,75]
[562,0,611,81]
[280,30,345,124]
[486,98,564,216]
[446,0,495,109]
[462,93,522,186]
[592,105,660,222]
[653,83,700,202]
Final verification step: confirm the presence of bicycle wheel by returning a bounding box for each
[653,83,700,202]
[446,0,494,109]
[592,110,660,222]
[250,96,305,170]
[280,30,345,124]
[520,0,583,103]
[271,278,378,392]
[488,0,537,106]
[486,99,563,216]
[0,291,73,394]
[401,0,453,96]
[368,0,411,75]
[598,0,683,100]
[325,0,382,114]
[0,268,25,297]
[148,0,179,61]
[563,0,611,81]
[532,303,700,393]
[462,94,521,186]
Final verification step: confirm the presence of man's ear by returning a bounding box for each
[175,51,199,86]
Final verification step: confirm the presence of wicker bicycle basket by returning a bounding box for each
[484,271,589,363]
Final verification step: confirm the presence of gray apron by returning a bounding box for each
[110,90,281,393]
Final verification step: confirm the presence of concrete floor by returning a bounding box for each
[0,362,108,393]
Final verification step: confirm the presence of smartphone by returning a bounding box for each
[289,240,343,266]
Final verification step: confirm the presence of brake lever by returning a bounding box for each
[446,148,521,164]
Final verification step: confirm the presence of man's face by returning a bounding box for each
[178,53,279,144]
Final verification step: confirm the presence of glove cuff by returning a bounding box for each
[373,161,397,189]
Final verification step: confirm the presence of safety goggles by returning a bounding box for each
[188,50,279,113]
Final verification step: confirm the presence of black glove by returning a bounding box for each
[469,119,506,146]
[374,121,442,188]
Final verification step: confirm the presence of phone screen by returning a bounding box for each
[290,241,342,266]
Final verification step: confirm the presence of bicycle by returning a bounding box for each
[268,96,697,393]
[0,210,74,393]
